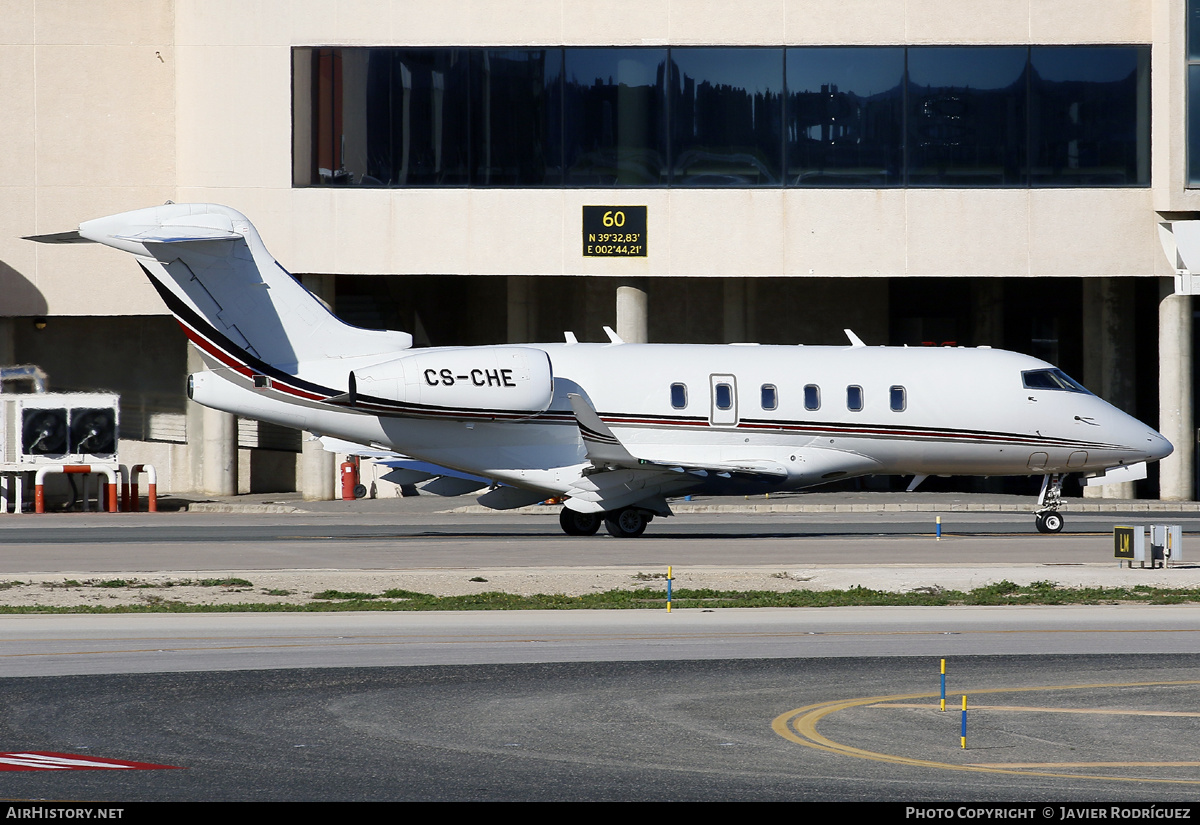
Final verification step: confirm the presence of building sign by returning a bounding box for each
[583,206,647,258]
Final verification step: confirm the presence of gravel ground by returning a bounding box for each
[1,562,1197,609]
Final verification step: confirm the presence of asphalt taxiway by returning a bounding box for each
[2,493,1199,801]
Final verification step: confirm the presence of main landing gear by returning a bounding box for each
[558,506,654,538]
[1034,473,1066,534]
[559,508,601,536]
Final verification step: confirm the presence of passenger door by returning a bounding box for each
[709,374,738,426]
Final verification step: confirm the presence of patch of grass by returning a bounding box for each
[381,589,425,599]
[139,594,187,608]
[263,589,293,597]
[3,581,1200,614]
[469,576,488,583]
[196,578,254,588]
[0,581,27,590]
[312,590,382,601]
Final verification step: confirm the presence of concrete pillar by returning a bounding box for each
[970,279,1004,347]
[723,279,746,343]
[616,283,648,344]
[186,344,239,496]
[0,318,15,365]
[1159,281,1194,501]
[507,276,537,343]
[301,274,336,501]
[1083,278,1137,499]
[185,346,206,492]
[201,403,238,496]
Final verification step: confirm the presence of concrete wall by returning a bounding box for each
[168,1,1172,285]
[0,1,176,318]
[1,1,1177,313]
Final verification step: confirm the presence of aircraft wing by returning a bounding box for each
[566,392,788,479]
[317,435,546,508]
[563,393,791,514]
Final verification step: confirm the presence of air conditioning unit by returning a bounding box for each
[1,393,119,467]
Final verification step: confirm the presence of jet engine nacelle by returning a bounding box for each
[352,347,554,417]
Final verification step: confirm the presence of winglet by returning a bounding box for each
[844,329,866,347]
[566,393,639,468]
[602,326,624,344]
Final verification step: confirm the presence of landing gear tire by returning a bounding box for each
[559,509,601,536]
[1035,512,1065,534]
[604,507,648,538]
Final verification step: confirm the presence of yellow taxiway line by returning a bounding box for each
[772,680,1200,785]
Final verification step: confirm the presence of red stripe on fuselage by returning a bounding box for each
[176,319,326,402]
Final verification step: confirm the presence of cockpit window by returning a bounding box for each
[1021,369,1091,394]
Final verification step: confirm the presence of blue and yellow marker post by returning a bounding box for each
[940,659,946,711]
[961,695,968,749]
[666,565,673,613]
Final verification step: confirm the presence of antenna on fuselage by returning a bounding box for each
[603,326,625,344]
[844,329,867,348]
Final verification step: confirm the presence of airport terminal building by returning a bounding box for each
[1,0,1197,500]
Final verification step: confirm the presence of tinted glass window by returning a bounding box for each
[847,385,863,411]
[470,49,563,185]
[563,48,668,185]
[1021,368,1090,393]
[671,383,687,408]
[890,385,906,412]
[1191,2,1200,187]
[1029,47,1149,186]
[715,382,733,410]
[670,48,783,186]
[786,48,904,186]
[804,384,820,411]
[365,49,472,185]
[1190,64,1200,187]
[1192,0,1200,61]
[907,47,1028,186]
[297,45,1150,190]
[761,384,778,410]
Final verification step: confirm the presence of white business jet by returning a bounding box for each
[30,203,1173,537]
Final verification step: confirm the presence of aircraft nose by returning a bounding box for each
[1147,430,1174,462]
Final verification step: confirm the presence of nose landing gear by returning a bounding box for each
[1034,473,1066,533]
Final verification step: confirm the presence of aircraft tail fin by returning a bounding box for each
[76,204,411,374]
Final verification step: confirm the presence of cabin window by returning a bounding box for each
[671,383,688,409]
[761,384,778,410]
[847,385,863,411]
[804,384,820,411]
[890,385,906,412]
[715,382,733,410]
[1021,368,1090,393]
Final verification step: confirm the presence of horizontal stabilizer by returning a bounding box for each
[72,203,415,371]
[23,231,91,244]
[113,227,242,243]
